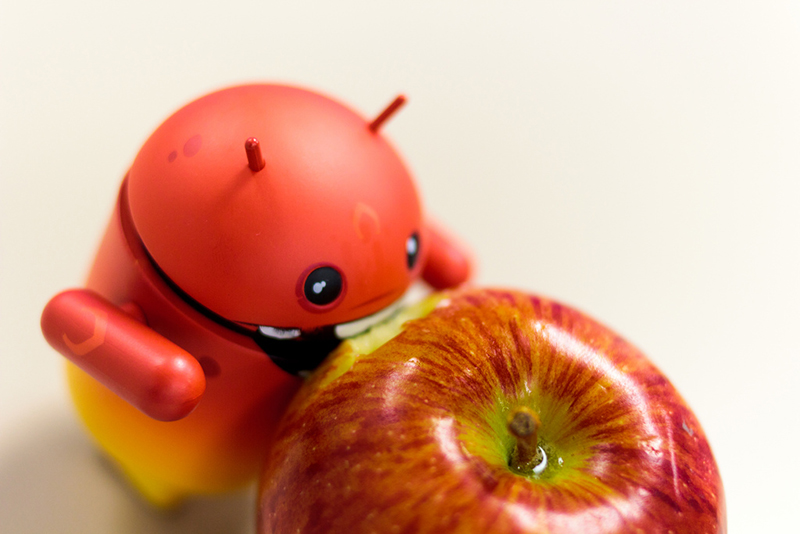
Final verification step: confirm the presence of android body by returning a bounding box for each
[41,84,471,506]
[60,187,300,505]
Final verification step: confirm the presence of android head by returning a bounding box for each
[126,84,427,372]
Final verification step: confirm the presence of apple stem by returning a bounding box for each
[507,406,543,472]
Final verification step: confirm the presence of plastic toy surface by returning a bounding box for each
[40,84,471,506]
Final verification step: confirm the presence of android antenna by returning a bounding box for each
[245,137,266,172]
[368,95,406,133]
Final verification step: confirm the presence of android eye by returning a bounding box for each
[406,233,420,269]
[303,266,343,306]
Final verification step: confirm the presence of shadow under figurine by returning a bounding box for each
[41,84,472,507]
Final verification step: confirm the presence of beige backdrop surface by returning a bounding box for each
[2,2,798,532]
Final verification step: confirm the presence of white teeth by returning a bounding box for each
[257,284,431,342]
[258,326,302,340]
[334,302,400,340]
[334,284,429,340]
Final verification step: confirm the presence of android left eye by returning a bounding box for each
[406,233,420,269]
[303,266,343,306]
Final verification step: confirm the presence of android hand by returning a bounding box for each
[41,289,206,421]
[422,220,474,290]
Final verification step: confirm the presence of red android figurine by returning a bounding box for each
[40,84,471,506]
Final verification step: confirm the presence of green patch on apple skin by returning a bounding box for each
[460,385,628,488]
[315,293,445,389]
[458,397,564,483]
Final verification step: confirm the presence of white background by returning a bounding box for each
[2,2,798,532]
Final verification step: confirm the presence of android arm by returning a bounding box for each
[421,221,473,290]
[41,289,206,421]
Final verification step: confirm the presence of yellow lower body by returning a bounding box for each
[66,363,263,508]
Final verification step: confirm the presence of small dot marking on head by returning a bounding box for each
[183,134,202,158]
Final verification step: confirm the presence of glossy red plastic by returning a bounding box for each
[41,289,205,421]
[126,85,430,329]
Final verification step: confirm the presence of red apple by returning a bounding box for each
[258,288,725,533]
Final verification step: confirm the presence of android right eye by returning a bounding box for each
[303,266,344,306]
[406,233,420,270]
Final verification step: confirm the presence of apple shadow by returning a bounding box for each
[0,410,255,534]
